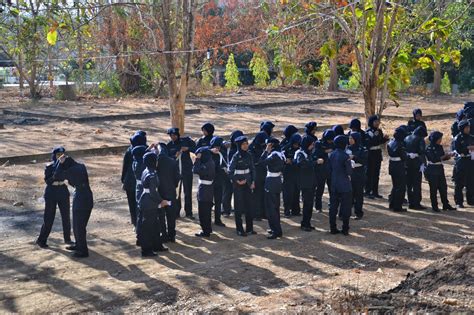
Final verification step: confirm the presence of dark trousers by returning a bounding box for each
[426,173,450,209]
[467,161,474,205]
[406,160,422,206]
[159,205,176,239]
[38,192,71,243]
[453,161,468,206]
[182,171,193,216]
[301,187,314,227]
[351,174,365,217]
[254,173,266,219]
[314,171,331,210]
[222,174,233,214]
[126,189,137,226]
[139,207,160,253]
[283,174,300,215]
[329,191,351,232]
[265,191,282,236]
[72,206,92,255]
[365,151,382,195]
[213,179,223,222]
[389,164,406,211]
[233,184,254,232]
[198,201,213,234]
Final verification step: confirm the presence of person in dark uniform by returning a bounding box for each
[348,118,367,148]
[166,128,196,219]
[259,138,285,239]
[156,143,180,243]
[193,147,216,237]
[132,145,148,245]
[463,104,474,206]
[328,135,352,235]
[249,131,269,221]
[365,115,390,199]
[222,130,244,216]
[407,108,427,132]
[405,126,428,210]
[260,121,275,137]
[304,121,318,142]
[282,133,302,217]
[452,120,473,208]
[54,155,93,258]
[196,123,215,149]
[138,152,169,257]
[424,131,456,212]
[451,109,465,138]
[347,132,368,219]
[121,131,146,227]
[388,126,409,212]
[229,136,256,236]
[36,147,72,248]
[295,136,316,231]
[313,129,335,212]
[210,136,227,227]
[332,124,344,136]
[280,125,298,149]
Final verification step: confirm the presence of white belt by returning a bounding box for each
[136,180,142,185]
[52,181,65,186]
[143,188,150,193]
[267,171,281,177]
[235,169,250,175]
[428,161,442,165]
[353,163,363,168]
[198,179,213,185]
[389,157,401,161]
[369,145,381,150]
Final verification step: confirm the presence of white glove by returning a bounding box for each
[351,160,356,168]
[419,164,426,173]
[408,153,417,159]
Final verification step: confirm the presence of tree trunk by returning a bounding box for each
[363,81,377,123]
[328,56,338,91]
[432,39,442,94]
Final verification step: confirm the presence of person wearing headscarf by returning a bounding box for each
[196,123,215,149]
[404,126,428,210]
[407,108,427,133]
[210,136,227,227]
[249,131,269,220]
[36,146,72,248]
[166,127,196,219]
[138,152,170,257]
[221,130,243,216]
[365,115,390,199]
[348,118,368,148]
[388,126,409,212]
[53,155,94,258]
[452,120,473,208]
[260,121,275,137]
[295,135,316,232]
[312,129,335,212]
[121,131,147,227]
[424,131,455,212]
[347,132,368,219]
[282,133,302,217]
[229,136,256,236]
[328,136,352,235]
[259,137,285,239]
[280,125,298,149]
[193,147,216,237]
[304,121,318,143]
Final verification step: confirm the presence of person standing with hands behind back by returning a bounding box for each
[193,147,216,237]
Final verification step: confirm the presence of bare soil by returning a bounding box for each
[0,88,472,313]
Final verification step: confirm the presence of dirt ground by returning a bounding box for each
[0,88,473,313]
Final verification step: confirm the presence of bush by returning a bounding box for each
[347,62,361,90]
[98,73,122,97]
[225,53,241,89]
[441,72,451,94]
[249,52,270,87]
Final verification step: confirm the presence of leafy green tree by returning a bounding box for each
[249,52,269,87]
[225,53,240,89]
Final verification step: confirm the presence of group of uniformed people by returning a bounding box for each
[36,102,473,258]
